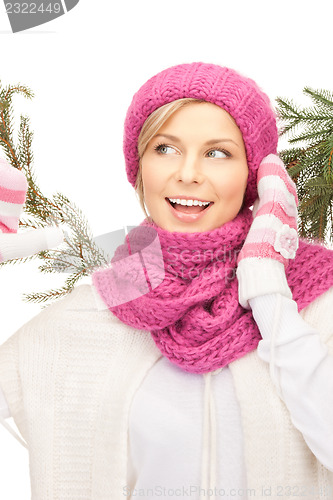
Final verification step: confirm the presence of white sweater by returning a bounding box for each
[127,292,333,498]
[0,284,332,499]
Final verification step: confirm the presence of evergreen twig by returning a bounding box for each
[277,87,333,244]
[0,80,109,304]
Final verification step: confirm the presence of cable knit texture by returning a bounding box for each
[123,61,278,208]
[92,209,333,374]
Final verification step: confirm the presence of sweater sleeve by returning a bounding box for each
[250,288,333,471]
[0,328,29,449]
[0,386,10,418]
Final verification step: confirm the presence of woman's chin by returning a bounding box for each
[152,213,219,233]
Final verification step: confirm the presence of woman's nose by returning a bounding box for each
[174,154,204,184]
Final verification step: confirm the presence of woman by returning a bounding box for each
[0,62,332,499]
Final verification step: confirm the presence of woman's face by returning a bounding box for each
[141,102,249,232]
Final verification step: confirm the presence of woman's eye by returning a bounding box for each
[154,144,176,155]
[207,149,229,159]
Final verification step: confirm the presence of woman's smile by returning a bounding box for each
[165,196,214,222]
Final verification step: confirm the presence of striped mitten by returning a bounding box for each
[0,157,28,234]
[237,154,299,309]
[0,158,64,263]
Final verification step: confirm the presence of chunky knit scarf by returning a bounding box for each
[92,208,333,374]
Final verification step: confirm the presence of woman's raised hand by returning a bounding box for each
[236,154,299,308]
[0,157,64,263]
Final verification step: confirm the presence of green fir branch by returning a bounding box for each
[0,80,109,305]
[303,87,333,110]
[277,86,333,245]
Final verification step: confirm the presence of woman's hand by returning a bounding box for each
[236,154,299,309]
[0,157,64,263]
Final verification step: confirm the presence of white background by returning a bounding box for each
[0,0,332,496]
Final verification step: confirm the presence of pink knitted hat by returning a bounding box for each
[123,62,278,207]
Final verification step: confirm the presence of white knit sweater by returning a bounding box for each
[0,284,332,499]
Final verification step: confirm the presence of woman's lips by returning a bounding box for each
[165,198,213,222]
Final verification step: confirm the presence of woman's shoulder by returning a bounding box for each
[0,283,160,385]
[11,284,120,331]
[1,283,153,348]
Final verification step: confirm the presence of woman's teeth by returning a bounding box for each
[167,198,211,207]
[166,196,213,220]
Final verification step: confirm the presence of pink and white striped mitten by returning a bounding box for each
[0,157,28,234]
[237,154,299,309]
[0,158,64,263]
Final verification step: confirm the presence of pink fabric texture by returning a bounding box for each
[0,185,27,204]
[123,62,278,208]
[257,162,296,194]
[92,209,333,374]
[0,158,28,191]
[238,154,299,265]
[237,242,287,266]
[0,158,28,234]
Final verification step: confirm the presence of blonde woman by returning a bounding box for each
[0,62,332,499]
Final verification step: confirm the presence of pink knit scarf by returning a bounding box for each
[92,208,333,374]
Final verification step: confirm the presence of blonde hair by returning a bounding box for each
[135,98,206,218]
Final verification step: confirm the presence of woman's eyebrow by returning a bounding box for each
[153,133,240,148]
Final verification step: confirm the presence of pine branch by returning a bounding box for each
[0,80,109,305]
[0,82,34,169]
[277,86,333,245]
[276,88,333,145]
[303,87,333,110]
